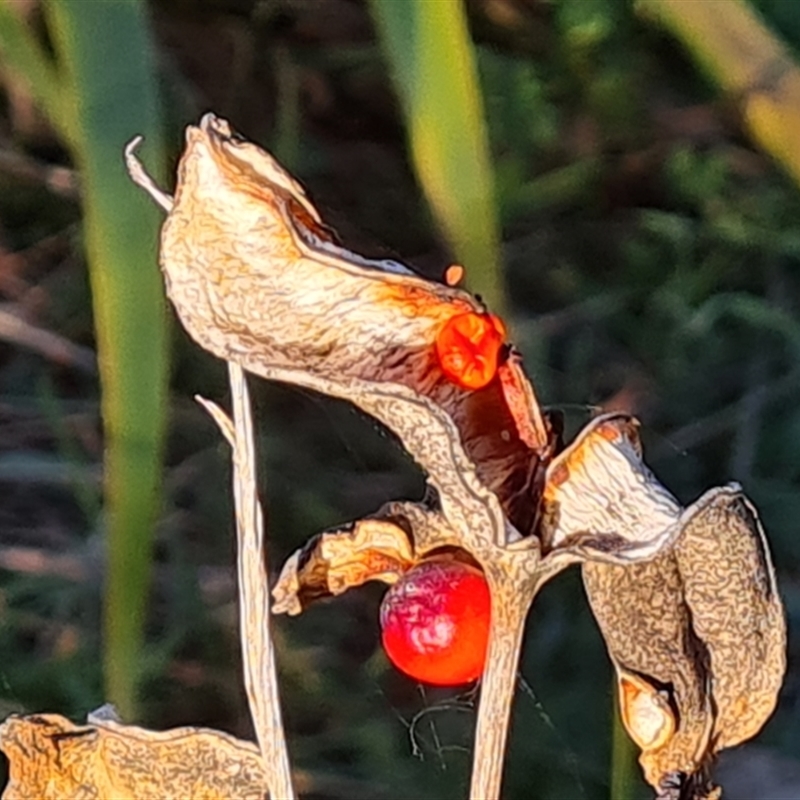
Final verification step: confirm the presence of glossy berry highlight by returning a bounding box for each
[435,312,506,390]
[380,559,491,686]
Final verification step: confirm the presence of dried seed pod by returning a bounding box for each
[158,114,556,543]
[540,414,684,562]
[583,552,713,787]
[272,516,418,616]
[674,487,785,750]
[127,116,787,800]
[583,484,786,791]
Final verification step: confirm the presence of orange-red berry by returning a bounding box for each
[380,560,491,686]
[435,312,506,390]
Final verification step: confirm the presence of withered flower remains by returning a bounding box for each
[155,115,785,799]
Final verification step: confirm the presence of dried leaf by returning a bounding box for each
[0,713,269,800]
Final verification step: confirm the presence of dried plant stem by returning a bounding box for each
[230,364,295,799]
[124,137,172,213]
[196,369,295,800]
[0,306,97,374]
[470,578,537,800]
[125,140,294,799]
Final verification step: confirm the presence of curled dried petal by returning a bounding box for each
[541,414,682,561]
[618,670,677,751]
[272,517,416,616]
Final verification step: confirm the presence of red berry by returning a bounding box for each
[379,560,491,686]
[435,312,506,391]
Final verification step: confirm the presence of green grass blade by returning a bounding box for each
[0,0,73,142]
[370,0,505,314]
[42,0,169,720]
[638,0,800,188]
[610,687,638,800]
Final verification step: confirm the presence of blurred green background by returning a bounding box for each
[0,1,799,798]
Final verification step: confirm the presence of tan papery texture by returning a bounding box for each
[0,714,270,800]
[6,115,780,800]
[159,116,786,795]
[584,485,786,794]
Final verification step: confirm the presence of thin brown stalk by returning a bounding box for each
[197,366,296,800]
[196,368,295,800]
[0,143,78,197]
[0,305,96,374]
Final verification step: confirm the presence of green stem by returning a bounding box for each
[610,682,638,800]
[43,0,169,719]
[369,0,505,315]
[0,1,73,143]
